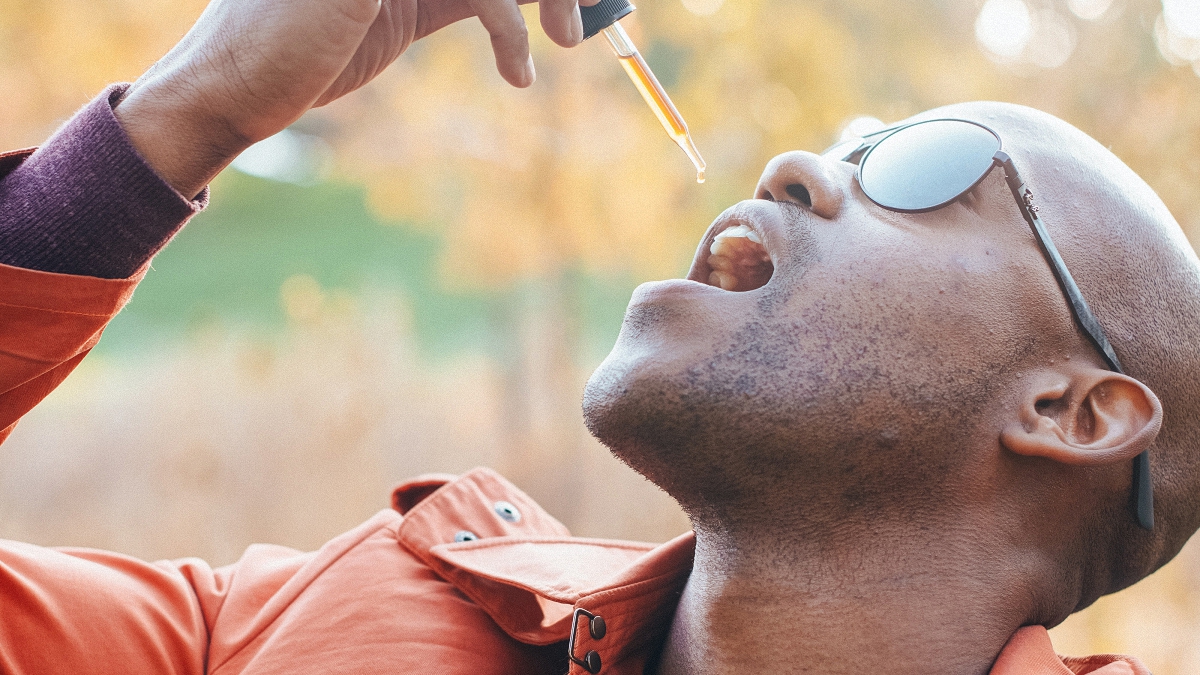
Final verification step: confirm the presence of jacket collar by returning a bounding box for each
[390,468,1148,675]
[392,467,693,673]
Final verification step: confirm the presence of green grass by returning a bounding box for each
[99,170,640,362]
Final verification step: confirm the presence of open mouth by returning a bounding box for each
[699,222,774,292]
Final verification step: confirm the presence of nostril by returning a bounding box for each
[786,183,812,207]
[755,151,844,218]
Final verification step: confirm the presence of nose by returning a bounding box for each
[754,151,846,220]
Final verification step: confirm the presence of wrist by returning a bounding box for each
[112,80,251,199]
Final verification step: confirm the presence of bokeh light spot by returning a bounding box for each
[1027,9,1077,69]
[1164,0,1200,40]
[1068,0,1114,21]
[231,129,330,185]
[1155,12,1200,64]
[975,0,1033,62]
[280,274,325,323]
[680,0,724,17]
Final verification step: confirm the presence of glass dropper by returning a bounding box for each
[580,0,707,183]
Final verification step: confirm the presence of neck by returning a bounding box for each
[655,518,1044,675]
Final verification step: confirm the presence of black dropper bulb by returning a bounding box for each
[579,0,635,39]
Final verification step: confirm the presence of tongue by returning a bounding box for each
[708,226,773,291]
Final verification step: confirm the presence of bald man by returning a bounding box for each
[0,0,1190,673]
[584,102,1194,674]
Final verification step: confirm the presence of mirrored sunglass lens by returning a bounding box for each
[859,120,1001,212]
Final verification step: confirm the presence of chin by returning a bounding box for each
[582,345,643,450]
[584,308,680,438]
[582,333,768,508]
[582,342,686,481]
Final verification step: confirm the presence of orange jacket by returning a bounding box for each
[0,151,1150,675]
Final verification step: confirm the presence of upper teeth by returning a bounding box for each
[715,224,761,245]
[708,224,773,292]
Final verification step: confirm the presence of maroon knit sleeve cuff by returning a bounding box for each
[0,84,208,279]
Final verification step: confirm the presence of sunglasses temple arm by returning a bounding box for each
[994,154,1123,371]
[994,151,1154,531]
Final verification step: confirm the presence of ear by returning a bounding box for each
[1000,367,1163,466]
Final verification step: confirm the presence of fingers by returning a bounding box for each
[415,0,477,40]
[538,0,583,48]
[465,0,536,87]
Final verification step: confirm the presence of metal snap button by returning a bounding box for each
[582,650,602,673]
[493,500,521,523]
[454,530,479,543]
[589,615,606,640]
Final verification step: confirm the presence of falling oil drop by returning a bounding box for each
[696,171,705,184]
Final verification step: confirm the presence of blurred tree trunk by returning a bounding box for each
[493,273,588,526]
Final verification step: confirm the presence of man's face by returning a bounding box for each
[582,106,1082,510]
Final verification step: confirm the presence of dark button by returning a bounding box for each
[454,530,479,543]
[589,615,607,640]
[493,500,521,523]
[582,650,602,673]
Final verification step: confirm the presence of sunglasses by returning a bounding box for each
[823,118,1153,531]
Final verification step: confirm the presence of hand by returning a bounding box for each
[114,0,589,198]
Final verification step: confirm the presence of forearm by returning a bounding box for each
[0,85,206,280]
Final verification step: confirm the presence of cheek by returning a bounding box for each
[773,232,1033,370]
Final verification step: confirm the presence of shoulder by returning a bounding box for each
[205,468,694,675]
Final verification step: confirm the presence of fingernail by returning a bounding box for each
[524,55,536,86]
[571,4,584,44]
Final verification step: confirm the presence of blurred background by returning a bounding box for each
[2,0,1200,669]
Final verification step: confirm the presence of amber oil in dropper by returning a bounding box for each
[600,22,705,183]
[578,0,707,183]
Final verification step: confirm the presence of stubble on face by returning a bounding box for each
[583,193,1039,529]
